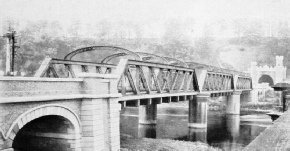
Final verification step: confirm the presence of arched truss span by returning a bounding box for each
[135,52,169,64]
[64,46,141,62]
[163,56,188,67]
[2,104,81,141]
[101,53,127,63]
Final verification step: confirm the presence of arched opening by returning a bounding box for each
[12,115,78,151]
[258,75,274,86]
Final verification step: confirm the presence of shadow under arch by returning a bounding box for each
[64,46,141,64]
[5,105,81,151]
[258,74,274,86]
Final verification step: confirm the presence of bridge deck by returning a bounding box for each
[118,92,198,101]
[244,110,290,150]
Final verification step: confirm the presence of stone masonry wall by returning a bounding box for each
[80,97,120,151]
[0,99,82,138]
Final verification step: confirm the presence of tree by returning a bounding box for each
[157,19,192,60]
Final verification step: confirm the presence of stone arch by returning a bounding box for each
[4,104,81,150]
[258,74,274,86]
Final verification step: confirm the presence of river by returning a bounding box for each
[120,106,272,150]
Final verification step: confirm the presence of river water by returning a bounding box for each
[120,106,272,151]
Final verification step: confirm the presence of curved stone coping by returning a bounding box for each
[0,77,83,82]
[0,94,122,103]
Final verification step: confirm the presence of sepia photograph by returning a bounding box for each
[0,0,290,150]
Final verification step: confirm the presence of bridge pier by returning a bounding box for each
[139,103,157,125]
[226,91,242,115]
[226,114,240,139]
[188,93,210,128]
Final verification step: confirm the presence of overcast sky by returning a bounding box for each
[1,0,289,23]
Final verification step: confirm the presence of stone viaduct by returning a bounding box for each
[0,46,252,151]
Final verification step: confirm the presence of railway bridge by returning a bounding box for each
[0,46,252,151]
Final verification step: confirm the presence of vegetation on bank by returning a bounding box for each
[156,97,279,114]
[2,18,290,77]
[120,136,221,151]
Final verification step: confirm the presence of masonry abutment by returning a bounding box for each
[226,91,242,115]
[188,93,210,128]
[80,74,121,151]
[139,104,157,125]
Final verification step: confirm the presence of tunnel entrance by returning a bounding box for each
[13,115,77,151]
[258,74,274,86]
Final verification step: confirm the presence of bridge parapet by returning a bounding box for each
[187,62,250,77]
[118,59,199,96]
[35,57,116,78]
[195,69,252,96]
[202,71,233,92]
[0,74,119,104]
[34,58,199,96]
[0,77,83,102]
[34,57,252,97]
[235,76,252,90]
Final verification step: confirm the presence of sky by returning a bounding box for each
[1,0,289,23]
[0,0,289,72]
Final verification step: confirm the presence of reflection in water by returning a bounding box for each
[225,115,241,150]
[138,124,156,138]
[120,108,271,150]
[226,115,240,140]
[188,128,207,143]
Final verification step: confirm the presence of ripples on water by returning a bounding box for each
[120,107,272,150]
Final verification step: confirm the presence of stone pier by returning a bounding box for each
[139,104,157,125]
[226,91,242,115]
[188,93,210,128]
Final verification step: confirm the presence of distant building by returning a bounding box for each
[247,56,287,103]
[248,56,287,86]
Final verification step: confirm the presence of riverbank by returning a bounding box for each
[120,135,221,151]
[244,109,290,150]
[120,100,273,151]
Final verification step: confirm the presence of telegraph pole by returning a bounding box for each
[3,29,18,76]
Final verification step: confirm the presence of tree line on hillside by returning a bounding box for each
[0,18,290,76]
